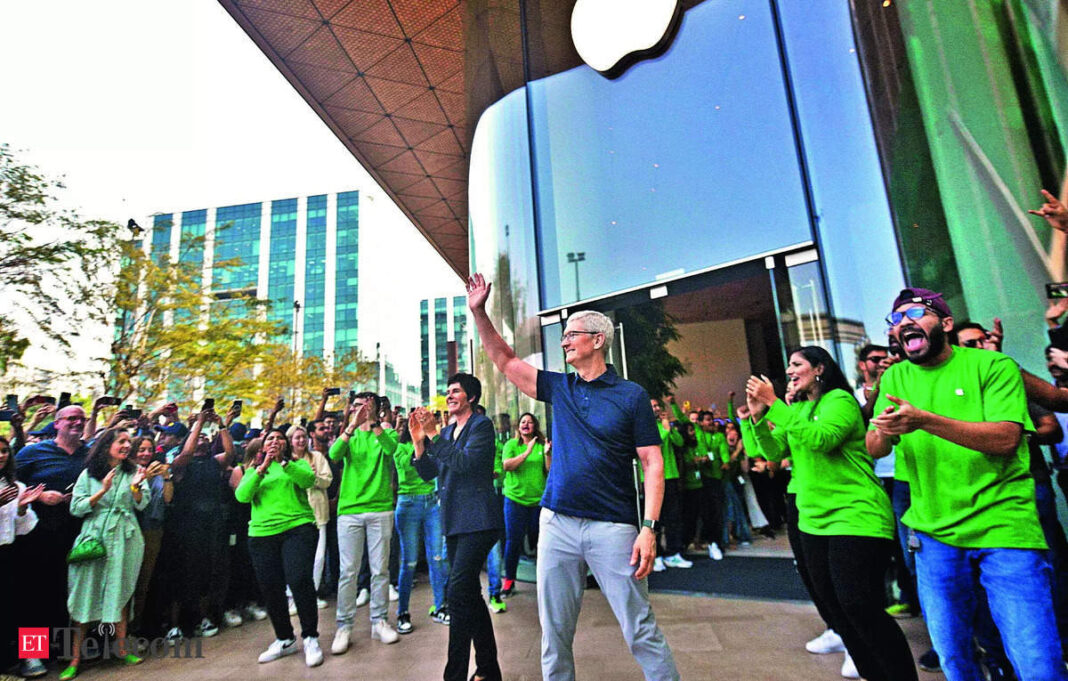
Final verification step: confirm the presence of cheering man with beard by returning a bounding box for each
[866,288,1066,681]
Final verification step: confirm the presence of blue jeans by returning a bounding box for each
[486,540,503,597]
[1036,479,1068,654]
[394,493,447,614]
[504,498,541,580]
[914,531,1067,681]
[890,479,916,578]
[724,480,751,544]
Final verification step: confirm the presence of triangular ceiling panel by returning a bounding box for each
[331,0,404,38]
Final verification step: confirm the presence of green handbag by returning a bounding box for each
[66,536,107,563]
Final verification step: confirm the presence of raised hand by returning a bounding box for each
[408,411,424,443]
[101,467,117,492]
[746,375,777,408]
[466,273,492,311]
[870,395,926,435]
[131,465,147,487]
[19,484,44,508]
[985,318,1003,352]
[1029,189,1068,233]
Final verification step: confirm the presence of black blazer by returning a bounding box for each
[413,412,504,537]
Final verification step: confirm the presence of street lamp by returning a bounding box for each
[567,251,586,300]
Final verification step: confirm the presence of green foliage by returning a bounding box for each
[615,301,687,399]
[239,346,377,420]
[0,144,113,370]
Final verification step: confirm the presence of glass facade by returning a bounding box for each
[453,296,468,372]
[178,209,206,266]
[434,298,448,395]
[151,214,173,264]
[267,198,298,331]
[420,299,430,402]
[334,191,359,357]
[303,195,328,356]
[213,202,261,293]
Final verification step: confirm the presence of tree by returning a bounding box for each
[243,347,377,421]
[0,144,113,371]
[615,301,687,399]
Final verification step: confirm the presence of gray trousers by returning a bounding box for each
[337,511,393,625]
[537,510,680,681]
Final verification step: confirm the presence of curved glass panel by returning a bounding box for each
[527,0,812,308]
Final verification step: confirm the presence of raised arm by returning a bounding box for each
[467,273,538,399]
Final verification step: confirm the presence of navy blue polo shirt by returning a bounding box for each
[15,438,88,531]
[537,365,661,526]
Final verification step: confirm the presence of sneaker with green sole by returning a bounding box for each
[488,595,507,613]
[885,602,916,619]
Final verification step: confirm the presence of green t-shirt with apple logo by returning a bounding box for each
[872,346,1045,549]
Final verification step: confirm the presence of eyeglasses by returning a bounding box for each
[58,416,87,423]
[885,307,927,327]
[865,355,888,364]
[562,331,599,342]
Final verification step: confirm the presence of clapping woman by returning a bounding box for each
[64,429,151,680]
[411,373,503,681]
[500,413,549,597]
[744,347,916,681]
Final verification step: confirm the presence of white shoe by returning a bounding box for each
[164,626,183,642]
[304,636,324,667]
[317,598,328,609]
[389,584,399,602]
[652,557,666,572]
[663,553,694,568]
[288,597,297,616]
[331,626,351,655]
[223,609,243,627]
[371,620,399,644]
[245,604,268,621]
[708,543,724,560]
[258,638,297,663]
[806,629,846,654]
[841,651,860,679]
[355,588,370,608]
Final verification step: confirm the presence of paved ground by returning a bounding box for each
[69,571,936,681]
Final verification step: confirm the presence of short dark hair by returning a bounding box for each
[447,373,482,406]
[697,410,715,422]
[858,344,888,362]
[86,429,136,481]
[307,418,327,431]
[355,391,379,403]
[954,321,987,334]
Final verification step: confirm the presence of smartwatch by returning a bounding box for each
[641,518,660,532]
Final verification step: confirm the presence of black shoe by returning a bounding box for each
[982,656,1017,681]
[918,648,941,673]
[396,612,413,634]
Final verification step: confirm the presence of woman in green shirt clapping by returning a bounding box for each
[745,347,916,681]
[500,413,550,597]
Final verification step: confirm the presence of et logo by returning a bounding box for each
[19,628,49,659]
[570,0,682,79]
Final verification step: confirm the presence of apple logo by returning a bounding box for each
[571,0,682,79]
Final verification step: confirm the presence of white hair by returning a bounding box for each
[568,310,614,355]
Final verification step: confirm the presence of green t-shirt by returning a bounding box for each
[393,441,435,495]
[235,459,317,537]
[872,347,1044,549]
[329,428,399,514]
[657,422,682,480]
[502,438,547,506]
[679,443,702,490]
[697,429,727,480]
[751,389,893,539]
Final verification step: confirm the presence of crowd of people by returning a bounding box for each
[4,192,1068,680]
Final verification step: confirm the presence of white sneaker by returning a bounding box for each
[223,609,243,627]
[245,604,268,621]
[303,636,324,667]
[708,543,724,560]
[165,626,183,642]
[195,617,219,638]
[389,584,399,602]
[806,629,846,654]
[258,638,297,663]
[317,598,328,609]
[355,588,370,608]
[371,620,399,644]
[663,553,694,568]
[652,557,666,572]
[331,626,351,655]
[288,598,297,616]
[841,651,860,679]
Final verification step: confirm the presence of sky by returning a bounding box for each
[0,0,463,386]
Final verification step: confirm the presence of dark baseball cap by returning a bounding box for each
[154,422,189,439]
[891,287,952,318]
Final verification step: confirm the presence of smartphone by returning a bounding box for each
[40,396,57,405]
[325,387,341,396]
[58,392,72,409]
[0,410,12,422]
[1048,282,1068,299]
[98,396,122,407]
[127,409,143,419]
[122,404,133,412]
[348,390,356,404]
[5,395,17,412]
[232,399,243,415]
[203,398,215,411]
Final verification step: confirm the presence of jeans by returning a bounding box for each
[248,523,319,641]
[537,510,679,681]
[486,540,503,597]
[337,511,393,625]
[503,498,541,580]
[914,531,1068,681]
[395,493,447,614]
[1036,479,1068,654]
[724,479,751,544]
[445,529,502,681]
[882,478,918,612]
[799,532,917,681]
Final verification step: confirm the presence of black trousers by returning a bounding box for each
[444,529,501,681]
[880,478,919,611]
[172,512,222,634]
[699,477,725,546]
[16,520,79,645]
[660,479,685,556]
[786,494,839,632]
[248,523,319,641]
[799,532,918,681]
[681,486,703,546]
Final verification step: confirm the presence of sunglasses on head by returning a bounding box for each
[885,307,927,327]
